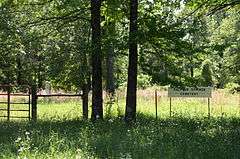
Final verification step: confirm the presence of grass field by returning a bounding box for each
[0,89,240,158]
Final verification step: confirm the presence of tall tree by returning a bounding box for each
[125,0,138,122]
[91,0,103,120]
[106,31,115,97]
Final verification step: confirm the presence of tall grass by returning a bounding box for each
[0,89,239,120]
[0,89,240,158]
[113,89,240,119]
[1,116,240,158]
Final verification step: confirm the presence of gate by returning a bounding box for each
[0,85,31,121]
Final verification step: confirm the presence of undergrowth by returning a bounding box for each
[1,114,240,158]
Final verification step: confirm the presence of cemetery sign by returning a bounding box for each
[168,87,212,98]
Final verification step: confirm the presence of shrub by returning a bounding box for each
[137,74,152,89]
[201,60,213,87]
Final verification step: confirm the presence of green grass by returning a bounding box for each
[1,116,240,158]
[0,90,240,158]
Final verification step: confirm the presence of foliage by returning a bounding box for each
[225,82,240,92]
[201,59,213,86]
[137,73,152,89]
[205,7,240,88]
[0,0,239,90]
[0,0,239,124]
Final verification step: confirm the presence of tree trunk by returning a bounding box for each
[31,84,37,121]
[106,42,115,98]
[125,0,138,122]
[82,81,89,119]
[190,66,194,78]
[190,56,194,78]
[91,0,103,120]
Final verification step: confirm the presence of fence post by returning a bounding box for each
[82,84,89,119]
[31,85,37,121]
[155,90,158,120]
[28,88,31,121]
[208,98,210,119]
[7,86,10,121]
[170,97,172,117]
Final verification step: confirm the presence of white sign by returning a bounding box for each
[168,87,212,98]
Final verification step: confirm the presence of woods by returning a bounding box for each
[0,0,239,122]
[0,0,240,158]
[0,0,239,118]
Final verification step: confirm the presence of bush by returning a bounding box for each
[225,82,240,93]
[201,60,213,87]
[137,74,152,89]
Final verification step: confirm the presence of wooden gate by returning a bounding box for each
[0,85,31,121]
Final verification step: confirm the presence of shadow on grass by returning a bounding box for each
[1,114,240,158]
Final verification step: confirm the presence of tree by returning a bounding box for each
[201,59,213,86]
[125,0,138,122]
[204,6,240,88]
[91,0,103,120]
[0,0,92,118]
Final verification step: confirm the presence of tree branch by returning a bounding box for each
[21,9,90,28]
[208,0,240,15]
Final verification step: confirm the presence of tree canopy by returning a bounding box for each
[0,0,239,120]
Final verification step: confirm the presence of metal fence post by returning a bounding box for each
[170,97,172,117]
[208,98,210,119]
[28,87,31,121]
[31,85,37,121]
[7,86,10,121]
[155,90,159,120]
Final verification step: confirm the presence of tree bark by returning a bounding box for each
[189,56,194,78]
[31,84,37,121]
[91,0,103,120]
[125,0,138,122]
[106,42,115,98]
[82,81,89,119]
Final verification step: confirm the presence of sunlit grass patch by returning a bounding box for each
[0,89,239,158]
